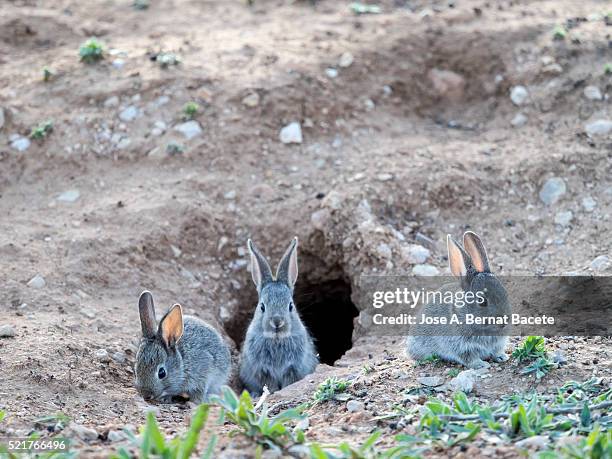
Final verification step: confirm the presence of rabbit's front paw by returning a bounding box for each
[466,359,489,369]
[493,353,509,363]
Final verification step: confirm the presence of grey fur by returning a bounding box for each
[406,232,510,369]
[135,291,231,403]
[239,238,318,395]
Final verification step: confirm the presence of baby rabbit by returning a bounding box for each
[135,291,231,403]
[406,231,510,369]
[239,237,318,395]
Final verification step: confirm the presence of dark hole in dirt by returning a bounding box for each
[294,277,358,365]
[225,276,358,366]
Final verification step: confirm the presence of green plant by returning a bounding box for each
[133,0,150,9]
[79,38,104,63]
[211,388,306,452]
[604,63,612,75]
[362,364,374,374]
[112,404,216,459]
[415,354,441,366]
[552,424,612,459]
[522,357,557,380]
[183,102,200,120]
[509,399,555,437]
[512,336,547,362]
[42,66,54,82]
[350,2,382,15]
[553,25,567,40]
[30,121,54,140]
[447,368,460,378]
[313,377,350,404]
[166,143,185,155]
[156,52,180,68]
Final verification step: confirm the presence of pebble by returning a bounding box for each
[170,245,182,258]
[325,68,338,79]
[242,92,260,107]
[552,350,567,365]
[0,107,5,130]
[515,435,549,450]
[111,351,126,364]
[10,135,30,152]
[57,189,81,203]
[104,96,119,108]
[118,105,139,122]
[95,349,111,363]
[0,324,16,338]
[111,59,125,69]
[346,400,365,412]
[107,430,126,442]
[585,119,612,137]
[539,177,566,205]
[80,308,96,319]
[583,86,603,101]
[448,369,477,393]
[582,196,596,212]
[174,120,203,140]
[428,68,465,101]
[590,255,610,272]
[418,376,444,387]
[27,274,46,289]
[412,264,439,276]
[223,190,236,200]
[338,52,354,68]
[554,210,573,227]
[377,173,393,182]
[510,85,529,106]
[311,208,331,230]
[402,244,431,264]
[376,243,392,259]
[68,423,98,442]
[150,120,167,137]
[511,112,528,127]
[279,122,302,144]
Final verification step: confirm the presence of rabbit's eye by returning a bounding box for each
[158,367,167,379]
[260,303,266,313]
[289,302,294,312]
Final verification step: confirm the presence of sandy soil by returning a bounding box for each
[0,0,610,457]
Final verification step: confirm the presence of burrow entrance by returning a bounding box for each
[225,273,358,366]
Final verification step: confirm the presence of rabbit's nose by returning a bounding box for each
[271,317,285,329]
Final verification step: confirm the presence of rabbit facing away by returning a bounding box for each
[239,237,318,395]
[135,291,231,403]
[406,231,510,369]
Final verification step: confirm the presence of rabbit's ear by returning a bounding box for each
[159,304,184,348]
[276,237,299,288]
[139,291,157,338]
[247,239,273,292]
[463,231,490,273]
[447,235,470,277]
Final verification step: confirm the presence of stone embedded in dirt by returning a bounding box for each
[224,190,237,200]
[346,399,365,412]
[590,255,610,272]
[103,96,119,107]
[377,173,393,182]
[539,177,566,205]
[118,105,140,122]
[94,349,111,363]
[107,430,126,442]
[57,189,81,203]
[325,68,338,79]
[151,120,167,137]
[27,274,46,289]
[376,243,392,260]
[583,85,603,101]
[242,92,260,107]
[402,244,431,264]
[0,324,16,338]
[581,196,596,212]
[111,58,125,69]
[448,369,477,393]
[0,107,5,130]
[412,264,439,276]
[515,435,549,450]
[68,423,98,442]
[338,51,354,68]
[552,350,567,365]
[170,245,182,258]
[80,308,96,319]
[111,351,126,364]
[174,120,203,140]
[427,68,465,102]
[311,208,331,231]
[10,135,30,152]
[511,112,528,128]
[585,119,612,137]
[417,376,444,387]
[510,85,529,106]
[554,210,573,227]
[279,122,302,144]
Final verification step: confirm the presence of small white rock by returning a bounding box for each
[377,173,393,182]
[311,208,331,230]
[69,423,98,442]
[376,243,392,260]
[111,351,126,364]
[279,122,302,144]
[346,400,365,412]
[418,376,444,387]
[582,196,596,212]
[95,349,111,363]
[57,189,81,203]
[10,136,30,152]
[107,430,126,442]
[242,93,260,107]
[325,68,338,79]
[412,264,439,276]
[27,274,46,289]
[585,119,612,137]
[104,96,119,108]
[171,245,182,258]
[402,244,431,264]
[554,210,573,227]
[583,85,603,101]
[539,177,566,205]
[515,435,549,450]
[0,107,5,130]
[338,52,354,68]
[111,59,125,69]
[448,369,477,393]
[510,85,529,106]
[511,112,528,128]
[119,105,139,122]
[174,120,203,140]
[0,324,16,338]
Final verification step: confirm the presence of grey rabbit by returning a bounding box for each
[239,237,318,395]
[406,231,510,369]
[135,291,231,403]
